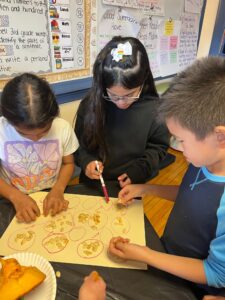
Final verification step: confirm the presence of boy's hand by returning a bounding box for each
[85,161,104,180]
[79,271,106,300]
[118,173,131,188]
[109,236,148,262]
[118,184,144,205]
[12,193,40,223]
[43,187,68,217]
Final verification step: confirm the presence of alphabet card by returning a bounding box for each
[0,192,147,269]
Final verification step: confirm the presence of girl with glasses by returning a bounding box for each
[74,36,171,187]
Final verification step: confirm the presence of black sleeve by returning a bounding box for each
[126,121,170,183]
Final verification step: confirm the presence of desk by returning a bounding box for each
[0,182,197,300]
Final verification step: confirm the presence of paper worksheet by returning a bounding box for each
[0,192,147,269]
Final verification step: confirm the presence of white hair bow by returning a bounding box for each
[111,41,132,62]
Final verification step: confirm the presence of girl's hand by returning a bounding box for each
[85,161,104,180]
[79,271,106,300]
[118,184,145,206]
[108,236,148,262]
[13,193,40,223]
[118,173,131,188]
[43,187,68,217]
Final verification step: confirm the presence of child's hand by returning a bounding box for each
[79,271,106,300]
[109,236,148,262]
[85,161,104,180]
[118,184,144,206]
[13,193,40,223]
[43,188,68,217]
[118,173,131,188]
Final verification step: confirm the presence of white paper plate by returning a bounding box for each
[3,252,56,300]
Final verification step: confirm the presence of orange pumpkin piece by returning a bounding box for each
[0,257,46,300]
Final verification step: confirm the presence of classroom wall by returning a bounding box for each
[60,0,220,126]
[59,99,80,127]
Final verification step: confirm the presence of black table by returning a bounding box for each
[0,182,198,300]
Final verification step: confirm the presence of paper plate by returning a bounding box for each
[3,252,57,300]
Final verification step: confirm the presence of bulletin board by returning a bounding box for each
[0,0,205,95]
[0,0,92,89]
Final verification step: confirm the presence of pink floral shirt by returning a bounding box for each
[0,117,78,194]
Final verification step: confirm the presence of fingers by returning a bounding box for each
[118,186,130,199]
[43,197,68,217]
[118,173,128,181]
[118,184,143,205]
[109,236,130,257]
[80,270,106,300]
[63,200,69,210]
[43,197,50,217]
[110,236,130,245]
[118,186,133,205]
[90,271,101,281]
[95,161,104,173]
[33,202,41,217]
[50,202,59,216]
[85,161,104,179]
[119,175,131,188]
[16,206,39,223]
[118,199,134,206]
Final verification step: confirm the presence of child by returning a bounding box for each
[75,36,171,188]
[109,57,225,298]
[79,271,106,300]
[0,73,78,223]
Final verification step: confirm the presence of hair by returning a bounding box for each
[158,56,225,140]
[79,36,158,162]
[0,73,59,128]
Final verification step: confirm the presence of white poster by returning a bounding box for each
[185,0,201,14]
[137,17,161,78]
[102,0,165,16]
[178,13,199,71]
[98,7,140,51]
[0,0,51,77]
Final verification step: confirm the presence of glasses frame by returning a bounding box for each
[103,84,144,103]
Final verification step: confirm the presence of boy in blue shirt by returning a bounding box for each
[109,56,225,299]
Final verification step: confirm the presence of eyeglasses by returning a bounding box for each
[103,85,143,103]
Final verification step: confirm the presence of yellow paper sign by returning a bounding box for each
[164,20,174,36]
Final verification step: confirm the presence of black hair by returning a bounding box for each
[79,36,158,162]
[158,56,225,139]
[0,73,59,128]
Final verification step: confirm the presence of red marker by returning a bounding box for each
[95,161,110,203]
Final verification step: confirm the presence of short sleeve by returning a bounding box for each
[203,192,225,288]
[62,121,79,156]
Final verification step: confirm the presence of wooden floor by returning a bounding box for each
[144,148,188,237]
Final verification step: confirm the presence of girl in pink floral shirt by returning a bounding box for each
[0,73,78,223]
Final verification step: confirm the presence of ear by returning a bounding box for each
[215,126,225,147]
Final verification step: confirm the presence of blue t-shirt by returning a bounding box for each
[162,164,225,291]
